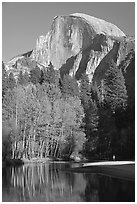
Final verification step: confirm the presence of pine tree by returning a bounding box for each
[42,63,60,85]
[83,99,99,158]
[30,66,41,84]
[80,73,99,134]
[90,61,128,159]
[103,60,127,112]
[80,73,92,109]
[97,104,117,159]
[79,73,99,157]
[61,74,79,97]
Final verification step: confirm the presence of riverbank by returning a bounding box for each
[66,161,135,181]
[2,157,64,167]
[3,158,135,182]
[22,157,58,164]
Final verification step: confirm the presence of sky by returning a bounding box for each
[2,2,135,62]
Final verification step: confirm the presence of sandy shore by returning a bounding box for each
[66,161,135,181]
[83,161,135,166]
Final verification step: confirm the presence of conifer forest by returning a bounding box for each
[2,51,135,161]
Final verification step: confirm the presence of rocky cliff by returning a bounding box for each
[5,13,134,82]
[31,13,134,81]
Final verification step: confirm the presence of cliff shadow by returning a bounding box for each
[93,41,120,85]
[60,55,77,79]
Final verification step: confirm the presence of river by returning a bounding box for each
[2,162,135,202]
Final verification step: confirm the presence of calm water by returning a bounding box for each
[2,162,135,202]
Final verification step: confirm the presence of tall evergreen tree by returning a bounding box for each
[30,66,41,84]
[83,99,99,158]
[80,73,92,109]
[80,73,98,133]
[80,73,99,158]
[97,104,117,159]
[103,60,127,112]
[92,61,128,159]
[61,74,79,97]
[42,63,60,85]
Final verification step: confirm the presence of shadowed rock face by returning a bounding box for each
[5,13,134,82]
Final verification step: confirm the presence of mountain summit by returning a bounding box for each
[31,13,133,80]
[6,13,134,81]
[71,13,126,37]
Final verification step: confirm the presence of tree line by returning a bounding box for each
[2,54,135,161]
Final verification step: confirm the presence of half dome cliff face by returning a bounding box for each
[31,13,127,80]
[6,13,134,82]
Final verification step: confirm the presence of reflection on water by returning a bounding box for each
[2,162,135,202]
